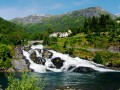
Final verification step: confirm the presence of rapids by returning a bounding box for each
[22,44,114,73]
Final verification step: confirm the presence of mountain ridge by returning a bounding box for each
[11,7,116,24]
[10,6,117,33]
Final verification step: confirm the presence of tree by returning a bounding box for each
[43,32,50,45]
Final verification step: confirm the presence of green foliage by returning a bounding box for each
[24,15,85,33]
[84,15,117,34]
[0,44,13,68]
[65,47,74,55]
[93,53,103,64]
[0,17,27,45]
[43,32,50,45]
[63,40,68,48]
[50,37,58,43]
[6,73,45,90]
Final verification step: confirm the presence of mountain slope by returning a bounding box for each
[11,14,52,24]
[11,7,116,33]
[65,7,115,18]
[0,17,25,45]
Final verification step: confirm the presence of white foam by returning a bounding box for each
[31,45,44,50]
[22,45,114,73]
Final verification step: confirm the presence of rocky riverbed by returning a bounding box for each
[1,44,120,73]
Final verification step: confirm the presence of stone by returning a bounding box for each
[67,65,76,71]
[73,66,95,73]
[42,49,53,59]
[14,46,23,59]
[30,51,37,61]
[23,46,31,51]
[51,57,64,69]
[34,57,46,65]
[12,59,29,71]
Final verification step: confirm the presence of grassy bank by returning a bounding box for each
[45,33,120,68]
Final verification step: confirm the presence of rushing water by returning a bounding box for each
[22,44,114,73]
[0,72,120,90]
[0,44,120,90]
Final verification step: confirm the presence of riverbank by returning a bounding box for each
[1,42,120,73]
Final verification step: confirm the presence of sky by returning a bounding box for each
[0,0,120,20]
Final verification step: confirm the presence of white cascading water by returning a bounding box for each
[22,44,114,73]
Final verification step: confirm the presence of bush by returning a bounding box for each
[93,53,103,64]
[6,73,45,90]
[0,44,13,68]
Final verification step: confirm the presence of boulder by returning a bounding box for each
[12,59,29,71]
[51,57,64,69]
[67,65,76,71]
[33,57,46,65]
[30,51,37,61]
[42,49,53,59]
[73,66,95,73]
[35,49,41,54]
[23,46,31,51]
[14,46,23,59]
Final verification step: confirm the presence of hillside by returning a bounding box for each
[11,14,52,24]
[0,17,25,45]
[11,7,116,33]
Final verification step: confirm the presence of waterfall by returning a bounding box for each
[22,44,114,73]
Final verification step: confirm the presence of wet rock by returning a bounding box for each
[35,49,41,54]
[106,62,113,67]
[34,57,46,65]
[33,42,40,45]
[30,51,37,61]
[25,59,31,67]
[42,49,53,59]
[73,66,95,73]
[51,57,64,69]
[23,46,31,51]
[30,50,46,65]
[67,65,76,71]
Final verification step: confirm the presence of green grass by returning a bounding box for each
[45,33,120,67]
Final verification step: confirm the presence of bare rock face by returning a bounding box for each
[12,59,29,71]
[14,46,23,59]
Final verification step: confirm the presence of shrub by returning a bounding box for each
[6,73,45,90]
[93,53,103,64]
[0,44,13,68]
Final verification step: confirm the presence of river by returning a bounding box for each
[0,44,120,90]
[0,72,120,90]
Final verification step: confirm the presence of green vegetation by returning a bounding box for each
[0,17,24,69]
[0,17,26,45]
[0,7,120,69]
[5,73,45,90]
[0,44,13,68]
[23,15,85,33]
[45,31,120,66]
[93,53,103,64]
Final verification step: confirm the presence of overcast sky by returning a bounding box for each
[0,0,120,20]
